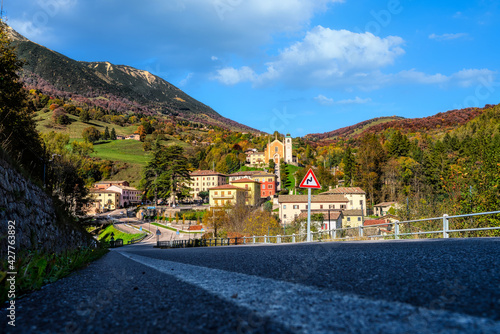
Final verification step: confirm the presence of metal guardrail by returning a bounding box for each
[156,211,500,248]
[128,233,147,244]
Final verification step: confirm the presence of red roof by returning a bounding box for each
[209,184,246,190]
[230,178,260,183]
[190,170,227,177]
[364,219,390,226]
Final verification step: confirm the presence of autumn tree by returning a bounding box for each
[82,126,101,143]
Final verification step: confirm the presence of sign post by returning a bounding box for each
[299,169,321,242]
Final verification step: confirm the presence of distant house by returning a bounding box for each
[107,185,142,207]
[374,202,398,216]
[278,194,349,225]
[230,178,261,206]
[88,188,121,213]
[251,172,277,198]
[297,210,343,230]
[125,134,140,141]
[116,135,125,140]
[187,170,228,200]
[363,219,392,235]
[320,187,367,216]
[228,171,261,182]
[209,184,246,207]
[342,209,364,228]
[94,180,130,189]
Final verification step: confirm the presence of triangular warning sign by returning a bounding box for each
[299,169,321,189]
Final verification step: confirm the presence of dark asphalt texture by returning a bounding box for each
[121,238,500,320]
[2,238,499,333]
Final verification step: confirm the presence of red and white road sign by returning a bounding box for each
[299,169,321,189]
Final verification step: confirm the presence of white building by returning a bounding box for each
[278,194,349,225]
[319,187,367,216]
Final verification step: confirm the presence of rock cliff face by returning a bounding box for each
[0,157,93,254]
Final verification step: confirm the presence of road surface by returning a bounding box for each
[2,238,500,333]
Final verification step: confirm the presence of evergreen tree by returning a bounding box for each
[343,146,355,187]
[140,144,191,206]
[0,20,45,179]
[103,126,110,140]
[110,128,117,140]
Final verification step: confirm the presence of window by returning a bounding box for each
[341,205,346,209]
[306,205,308,209]
[293,205,299,209]
[283,205,287,209]
[228,191,231,195]
[268,184,273,189]
[350,200,353,206]
[214,191,218,195]
[222,191,225,196]
[245,185,248,189]
[360,200,363,206]
[329,204,335,209]
[347,217,351,221]
[284,214,287,219]
[320,205,323,209]
[275,147,278,152]
[262,184,266,190]
[358,217,361,221]
[268,178,272,182]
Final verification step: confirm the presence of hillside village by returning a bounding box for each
[85,133,400,237]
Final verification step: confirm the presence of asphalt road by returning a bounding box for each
[2,238,500,333]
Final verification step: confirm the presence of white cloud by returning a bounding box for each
[8,19,46,41]
[179,73,194,87]
[211,56,219,61]
[214,26,405,87]
[429,33,468,41]
[314,95,371,105]
[337,96,372,104]
[213,66,257,85]
[314,95,334,105]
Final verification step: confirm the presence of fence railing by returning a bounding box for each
[156,211,500,249]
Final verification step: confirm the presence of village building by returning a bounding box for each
[94,180,129,189]
[319,187,367,216]
[296,210,343,230]
[229,178,261,206]
[88,188,121,213]
[342,209,364,228]
[264,134,294,164]
[373,202,398,216]
[209,184,246,207]
[188,170,228,200]
[228,171,261,182]
[278,194,349,225]
[107,185,142,207]
[251,172,277,198]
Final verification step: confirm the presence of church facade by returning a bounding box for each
[264,134,294,165]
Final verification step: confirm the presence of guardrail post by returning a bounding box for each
[443,214,449,238]
[333,228,337,240]
[277,235,281,244]
[359,226,363,238]
[243,237,246,244]
[292,234,296,243]
[264,235,268,244]
[394,221,399,239]
[253,236,256,244]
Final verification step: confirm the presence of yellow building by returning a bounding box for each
[264,134,293,164]
[342,210,364,228]
[88,189,121,213]
[209,184,246,207]
[230,178,261,206]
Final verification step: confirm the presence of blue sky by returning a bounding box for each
[6,0,500,136]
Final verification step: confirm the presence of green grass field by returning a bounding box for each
[98,225,143,244]
[286,164,301,189]
[92,140,151,165]
[35,111,139,139]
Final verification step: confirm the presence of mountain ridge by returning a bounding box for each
[7,25,259,133]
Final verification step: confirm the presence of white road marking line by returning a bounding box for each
[117,251,500,334]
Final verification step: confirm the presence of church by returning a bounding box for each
[247,134,296,166]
